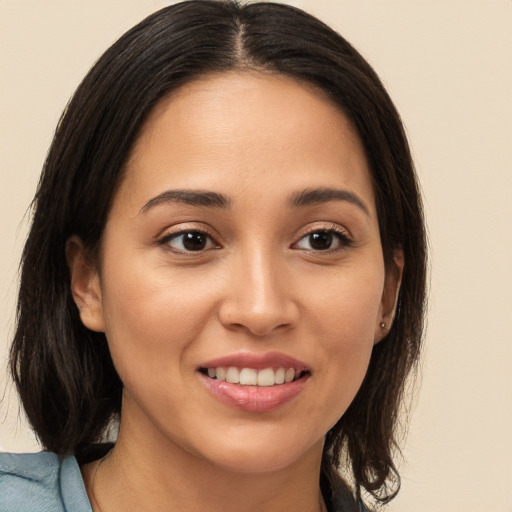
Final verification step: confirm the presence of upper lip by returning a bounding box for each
[198,351,309,372]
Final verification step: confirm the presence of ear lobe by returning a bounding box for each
[374,249,404,344]
[66,236,105,332]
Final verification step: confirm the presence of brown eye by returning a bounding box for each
[294,229,351,252]
[308,232,334,250]
[163,230,216,252]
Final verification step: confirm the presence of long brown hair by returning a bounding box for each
[9,1,427,508]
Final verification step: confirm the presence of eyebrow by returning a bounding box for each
[140,186,369,216]
[140,189,231,213]
[289,187,370,216]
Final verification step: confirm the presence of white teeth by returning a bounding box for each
[257,368,275,387]
[285,368,295,383]
[239,368,257,385]
[226,367,240,384]
[206,366,304,386]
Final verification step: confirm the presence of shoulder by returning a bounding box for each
[0,452,65,512]
[0,451,92,512]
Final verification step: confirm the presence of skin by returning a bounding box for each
[68,72,402,512]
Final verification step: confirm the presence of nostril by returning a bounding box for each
[217,291,300,337]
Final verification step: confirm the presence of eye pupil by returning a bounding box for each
[183,232,207,251]
[309,232,333,250]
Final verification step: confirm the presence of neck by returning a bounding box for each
[83,400,327,512]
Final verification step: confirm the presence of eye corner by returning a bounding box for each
[292,225,354,253]
[158,228,221,254]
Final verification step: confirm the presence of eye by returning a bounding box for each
[161,230,218,253]
[294,229,352,252]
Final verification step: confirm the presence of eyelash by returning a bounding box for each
[293,226,353,253]
[158,225,353,254]
[158,229,219,253]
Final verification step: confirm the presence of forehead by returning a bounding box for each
[119,71,375,215]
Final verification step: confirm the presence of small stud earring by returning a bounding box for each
[379,322,386,329]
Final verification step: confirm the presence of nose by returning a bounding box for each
[218,249,299,337]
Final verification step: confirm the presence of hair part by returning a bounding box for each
[9,1,427,509]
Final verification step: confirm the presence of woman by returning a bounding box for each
[0,1,427,511]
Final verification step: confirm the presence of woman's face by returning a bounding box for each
[72,72,400,474]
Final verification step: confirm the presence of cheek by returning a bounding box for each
[302,265,384,421]
[98,256,219,385]
[305,260,384,342]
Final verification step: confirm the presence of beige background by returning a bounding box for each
[1,1,511,510]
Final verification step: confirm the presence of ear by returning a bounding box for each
[374,248,404,344]
[66,236,105,332]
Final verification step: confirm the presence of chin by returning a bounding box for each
[191,432,324,475]
[210,450,305,475]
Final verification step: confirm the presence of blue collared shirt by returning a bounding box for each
[0,451,92,512]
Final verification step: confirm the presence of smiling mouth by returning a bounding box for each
[199,367,310,387]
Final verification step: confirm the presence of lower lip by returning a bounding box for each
[198,372,309,412]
